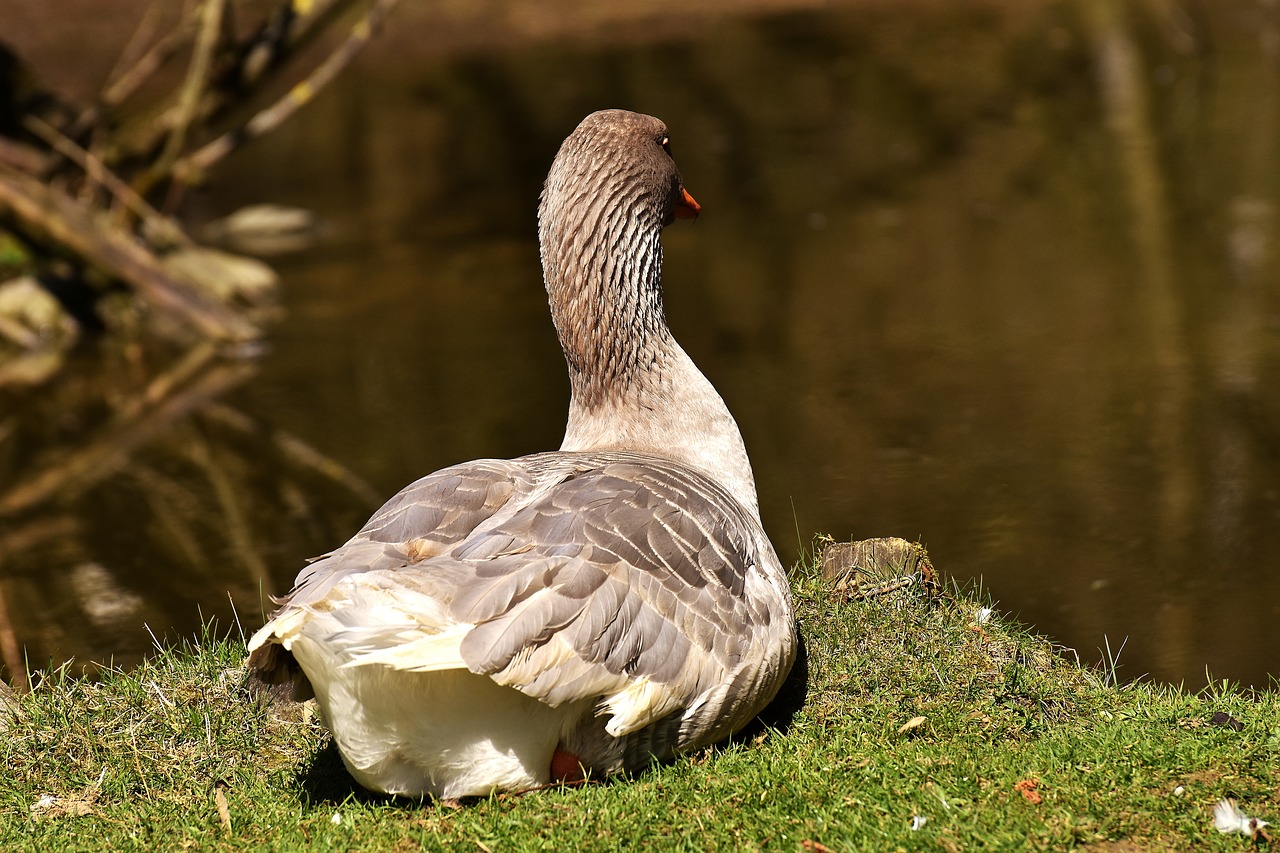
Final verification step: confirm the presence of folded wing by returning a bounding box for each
[250,450,791,752]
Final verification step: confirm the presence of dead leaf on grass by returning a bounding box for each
[898,715,927,735]
[214,783,232,835]
[1015,778,1042,805]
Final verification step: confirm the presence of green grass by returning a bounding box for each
[1,541,1276,851]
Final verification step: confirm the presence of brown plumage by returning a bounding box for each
[248,109,796,799]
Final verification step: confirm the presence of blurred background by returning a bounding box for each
[1,0,1278,691]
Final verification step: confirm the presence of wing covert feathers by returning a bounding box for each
[250,450,796,764]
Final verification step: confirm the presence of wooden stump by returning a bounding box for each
[820,537,938,601]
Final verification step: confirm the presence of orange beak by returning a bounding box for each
[674,186,701,220]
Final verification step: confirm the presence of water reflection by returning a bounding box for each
[3,0,1279,689]
[0,341,378,687]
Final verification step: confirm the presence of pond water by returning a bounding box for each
[2,0,1279,690]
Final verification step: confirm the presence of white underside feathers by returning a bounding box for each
[249,551,760,797]
[289,632,585,798]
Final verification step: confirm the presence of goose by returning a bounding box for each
[247,109,797,799]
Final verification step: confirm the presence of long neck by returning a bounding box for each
[540,189,673,409]
[538,185,761,514]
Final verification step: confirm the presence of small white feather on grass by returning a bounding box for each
[1214,798,1271,842]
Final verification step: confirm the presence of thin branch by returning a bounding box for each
[220,0,351,91]
[21,115,191,248]
[104,0,175,95]
[67,5,203,140]
[144,0,228,197]
[178,0,400,180]
[91,0,360,182]
[0,166,260,341]
[102,6,202,108]
[0,138,51,175]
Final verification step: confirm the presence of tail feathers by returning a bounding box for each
[247,575,470,692]
[335,622,472,672]
[247,605,311,653]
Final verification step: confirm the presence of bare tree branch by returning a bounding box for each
[0,167,260,341]
[22,115,190,248]
[144,0,229,198]
[178,0,400,180]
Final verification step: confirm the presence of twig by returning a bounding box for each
[0,166,260,341]
[145,0,228,199]
[101,7,202,110]
[104,0,175,97]
[91,0,356,178]
[218,0,350,92]
[0,138,50,175]
[64,6,202,142]
[21,115,191,248]
[177,0,401,180]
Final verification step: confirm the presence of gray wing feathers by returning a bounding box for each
[441,456,781,744]
[275,459,531,611]
[264,450,793,752]
[360,459,524,547]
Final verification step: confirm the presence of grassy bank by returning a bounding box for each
[1,544,1276,851]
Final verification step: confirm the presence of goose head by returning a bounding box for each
[540,109,699,243]
[538,110,700,408]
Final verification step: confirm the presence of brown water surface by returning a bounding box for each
[2,0,1279,689]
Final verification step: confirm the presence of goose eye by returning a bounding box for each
[659,136,671,155]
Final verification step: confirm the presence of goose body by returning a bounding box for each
[248,110,797,798]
